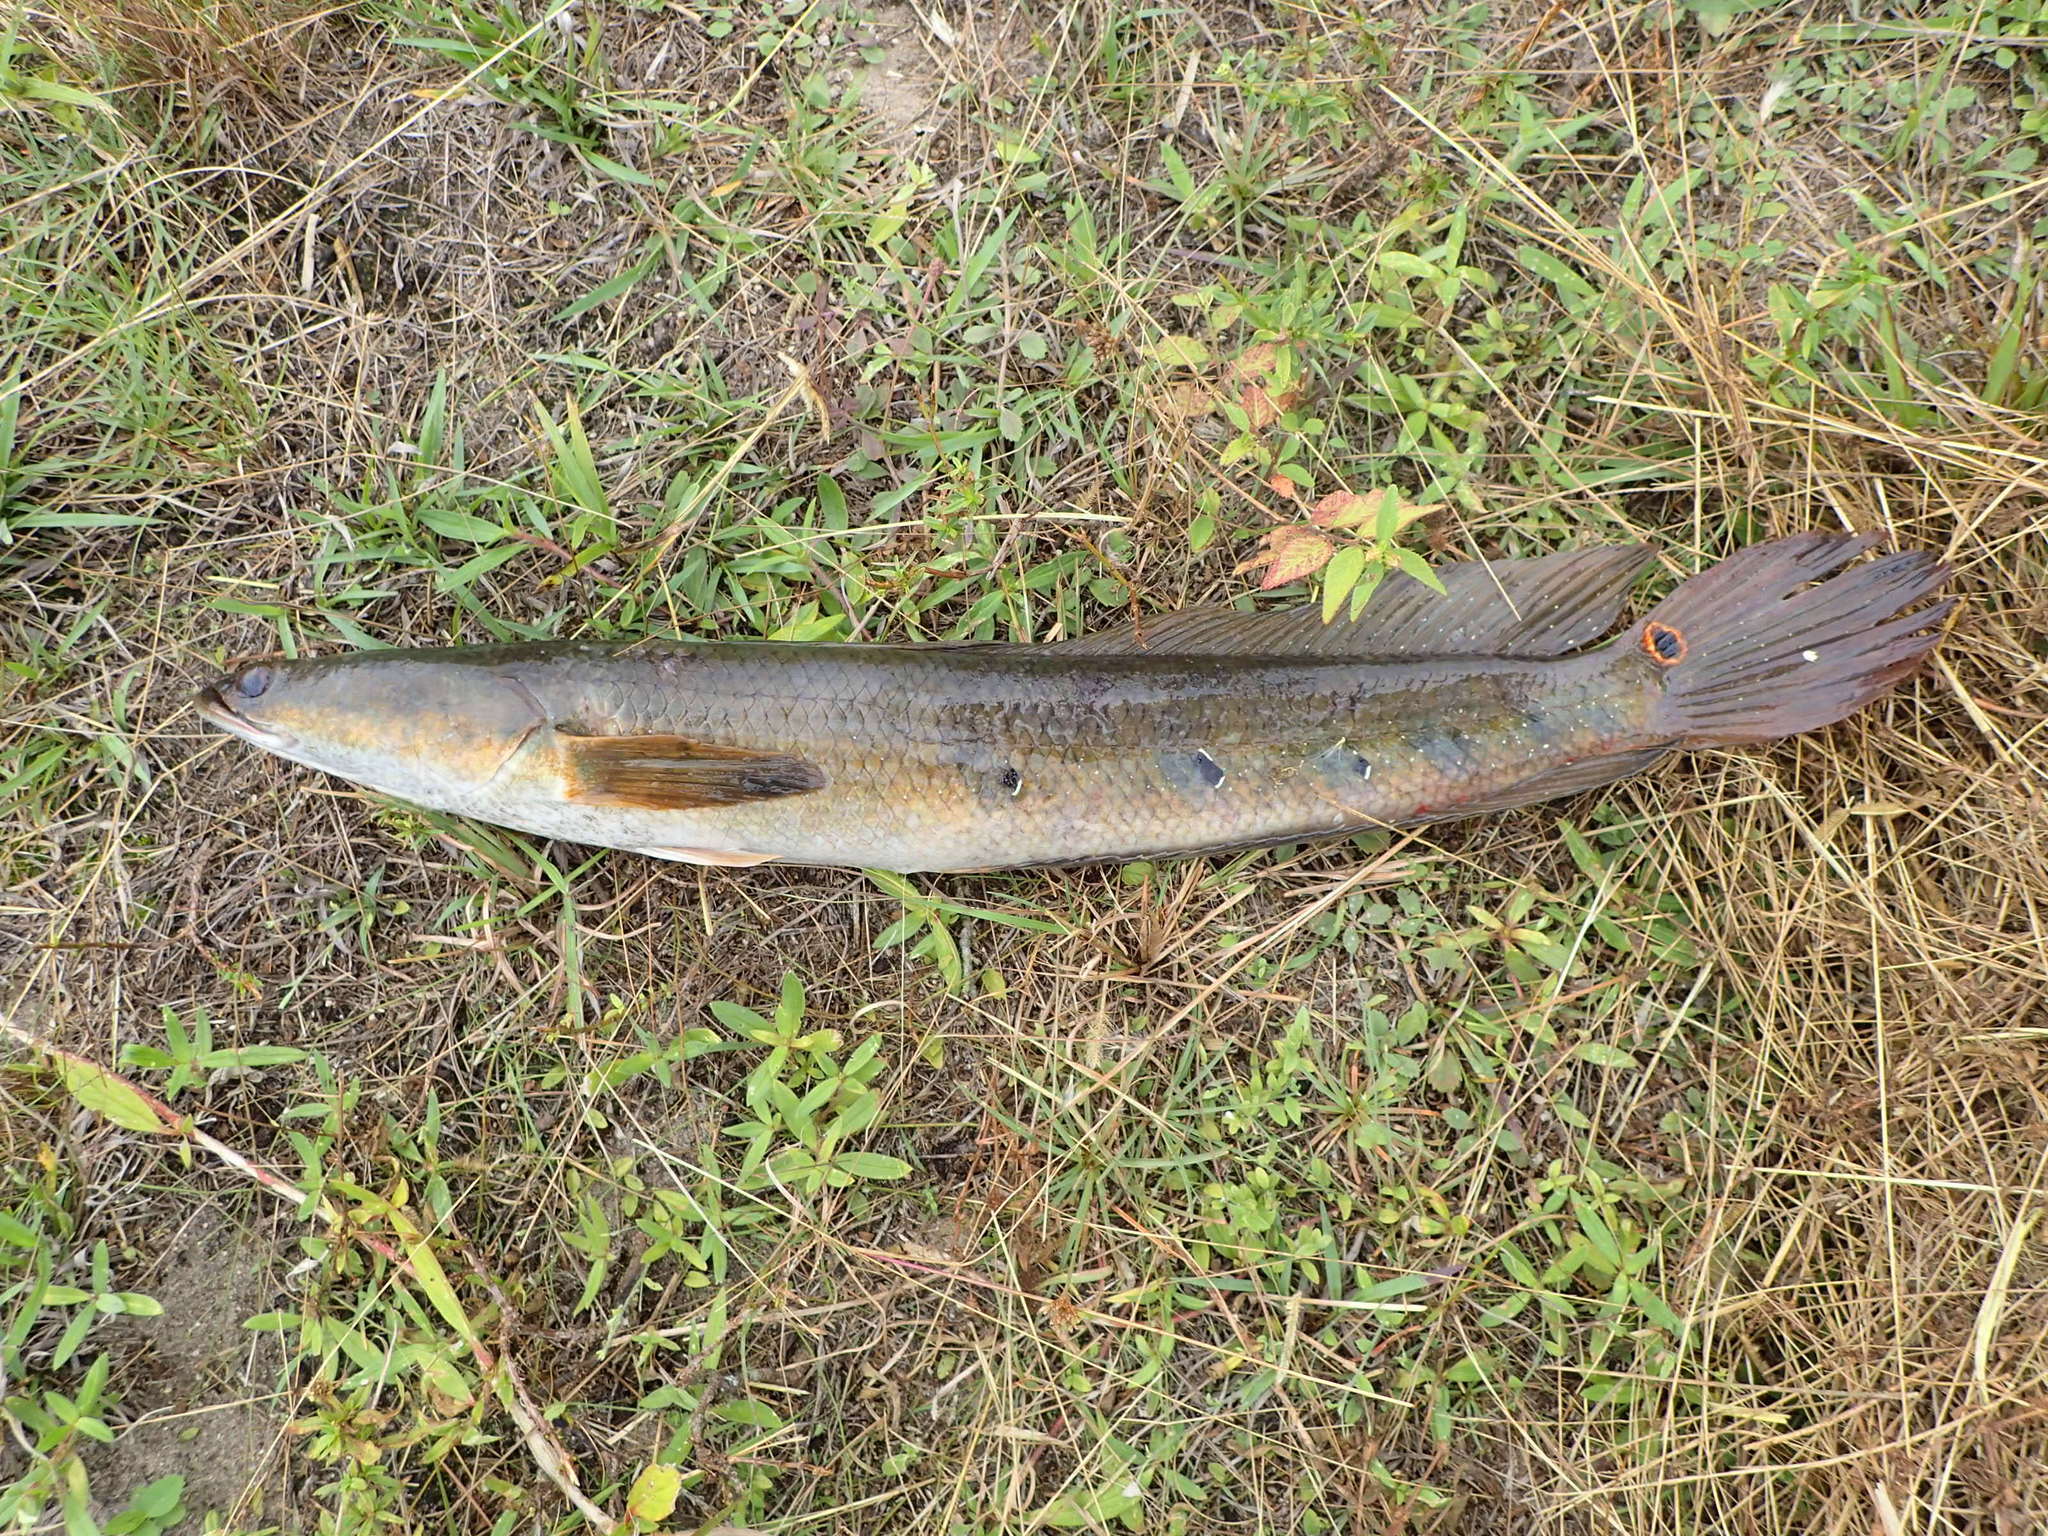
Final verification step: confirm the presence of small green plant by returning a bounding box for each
[713,973,913,1194]
[0,13,117,123]
[866,869,1066,991]
[1423,886,1575,984]
[0,1170,164,1536]
[119,1006,307,1099]
[103,1477,188,1536]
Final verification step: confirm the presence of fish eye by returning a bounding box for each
[235,666,273,699]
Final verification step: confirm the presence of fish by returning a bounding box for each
[194,532,1952,873]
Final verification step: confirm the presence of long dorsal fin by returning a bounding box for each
[560,732,825,811]
[1052,544,1657,660]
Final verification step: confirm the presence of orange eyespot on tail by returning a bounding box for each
[1642,622,1687,666]
[1638,532,1951,747]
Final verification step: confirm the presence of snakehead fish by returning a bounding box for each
[195,533,1951,872]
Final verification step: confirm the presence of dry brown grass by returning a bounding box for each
[4,0,2046,1531]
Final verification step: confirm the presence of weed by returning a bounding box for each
[3,0,2044,1531]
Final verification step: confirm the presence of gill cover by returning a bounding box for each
[198,648,547,803]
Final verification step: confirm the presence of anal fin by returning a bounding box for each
[1439,743,1676,817]
[633,845,781,867]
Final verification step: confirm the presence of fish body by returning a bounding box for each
[196,535,1951,872]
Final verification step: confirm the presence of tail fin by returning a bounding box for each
[1641,533,1953,748]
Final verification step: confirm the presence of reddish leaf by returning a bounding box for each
[1240,383,1282,431]
[1230,342,1283,383]
[1267,472,1303,501]
[1310,488,1385,529]
[1309,486,1441,536]
[1227,343,1306,429]
[1235,525,1333,589]
[1155,379,1216,420]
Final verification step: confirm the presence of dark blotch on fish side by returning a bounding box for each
[954,749,1026,802]
[1421,727,1473,772]
[1161,749,1227,794]
[1312,744,1374,783]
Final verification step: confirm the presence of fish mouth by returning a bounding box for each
[193,682,297,751]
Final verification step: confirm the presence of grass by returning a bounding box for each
[2,0,2046,1531]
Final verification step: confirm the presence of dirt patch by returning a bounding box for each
[838,4,1038,159]
[85,1207,292,1530]
[844,4,951,154]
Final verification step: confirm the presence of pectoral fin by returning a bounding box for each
[560,732,825,810]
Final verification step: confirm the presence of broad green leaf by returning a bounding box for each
[52,1055,164,1134]
[1320,543,1366,623]
[578,148,656,186]
[627,1463,682,1523]
[776,970,806,1032]
[709,999,770,1034]
[1516,244,1595,301]
[416,505,508,544]
[833,1151,912,1181]
[868,193,913,250]
[1378,250,1442,283]
[712,1398,785,1431]
[418,1350,475,1409]
[551,247,659,323]
[1343,567,1388,620]
[1039,1475,1145,1528]
[815,474,847,525]
[864,868,921,903]
[1157,137,1197,203]
[195,1045,307,1070]
[1393,546,1447,593]
[127,1475,186,1519]
[17,77,116,112]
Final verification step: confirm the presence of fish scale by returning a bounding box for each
[467,645,1649,869]
[194,536,1951,872]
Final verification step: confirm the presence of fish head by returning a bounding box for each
[195,651,545,802]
